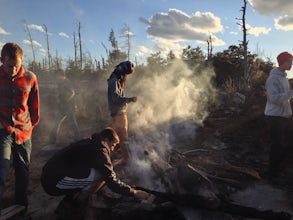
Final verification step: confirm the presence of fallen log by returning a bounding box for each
[187,163,246,188]
[173,149,261,180]
[134,186,292,220]
[200,158,261,180]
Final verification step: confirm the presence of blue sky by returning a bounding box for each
[1,0,293,69]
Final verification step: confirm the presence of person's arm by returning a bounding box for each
[96,148,148,199]
[108,78,136,104]
[266,77,293,104]
[28,74,40,127]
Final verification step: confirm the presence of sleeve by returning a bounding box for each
[96,148,134,196]
[266,77,293,104]
[108,79,133,105]
[28,75,40,127]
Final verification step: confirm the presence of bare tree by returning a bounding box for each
[101,42,109,59]
[94,59,101,71]
[109,29,118,50]
[237,0,249,89]
[78,22,83,69]
[43,24,52,70]
[73,32,78,67]
[207,34,213,61]
[102,57,105,70]
[23,21,36,69]
[54,49,62,69]
[120,23,134,60]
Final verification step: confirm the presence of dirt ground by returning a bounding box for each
[2,91,293,220]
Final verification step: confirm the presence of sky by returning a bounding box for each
[1,0,293,69]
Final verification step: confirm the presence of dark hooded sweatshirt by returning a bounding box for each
[41,137,134,196]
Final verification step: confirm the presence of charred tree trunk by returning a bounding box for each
[73,32,78,67]
[207,34,213,61]
[78,22,83,69]
[242,0,249,88]
[237,0,249,89]
[24,22,36,71]
[43,24,52,71]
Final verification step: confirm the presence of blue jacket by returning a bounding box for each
[107,73,133,115]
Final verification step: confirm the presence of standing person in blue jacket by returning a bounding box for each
[264,51,293,180]
[107,61,137,165]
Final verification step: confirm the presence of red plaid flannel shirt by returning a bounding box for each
[0,66,40,144]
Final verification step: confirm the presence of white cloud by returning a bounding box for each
[0,27,10,35]
[22,40,31,45]
[189,11,223,33]
[39,48,46,56]
[136,45,151,57]
[122,30,134,37]
[27,24,45,33]
[140,9,223,43]
[275,15,293,31]
[246,1,293,33]
[246,24,271,37]
[152,38,184,58]
[59,32,69,38]
[138,45,150,54]
[248,0,293,15]
[22,39,42,47]
[40,48,46,53]
[229,31,238,35]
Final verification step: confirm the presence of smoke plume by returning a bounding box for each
[125,59,216,189]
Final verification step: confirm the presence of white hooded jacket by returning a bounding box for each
[264,67,293,117]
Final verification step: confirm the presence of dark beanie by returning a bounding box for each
[117,61,134,75]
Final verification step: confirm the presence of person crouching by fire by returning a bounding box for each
[41,127,149,219]
[107,60,137,165]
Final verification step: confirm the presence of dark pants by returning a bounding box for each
[266,116,293,177]
[0,130,31,210]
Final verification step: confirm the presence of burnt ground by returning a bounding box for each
[2,90,293,220]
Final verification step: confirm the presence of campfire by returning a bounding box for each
[83,143,292,220]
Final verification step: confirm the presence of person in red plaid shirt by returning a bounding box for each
[0,43,40,215]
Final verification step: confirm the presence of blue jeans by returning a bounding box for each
[0,129,31,209]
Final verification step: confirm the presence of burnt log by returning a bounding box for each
[198,158,261,179]
[134,186,292,220]
[172,149,261,180]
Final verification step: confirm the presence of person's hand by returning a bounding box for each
[133,189,149,200]
[131,96,137,102]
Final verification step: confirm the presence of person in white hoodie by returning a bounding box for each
[264,51,293,179]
